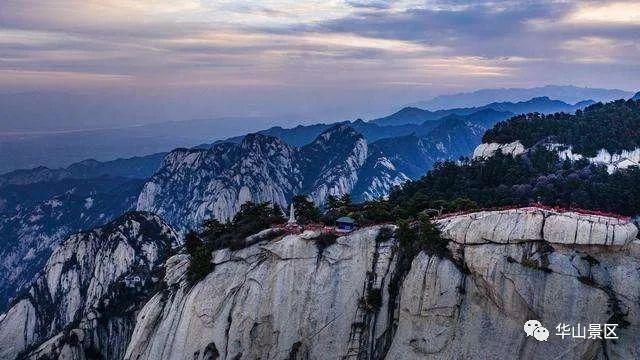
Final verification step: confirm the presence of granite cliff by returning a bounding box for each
[0,212,178,360]
[3,207,633,359]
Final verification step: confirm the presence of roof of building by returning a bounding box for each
[336,216,355,224]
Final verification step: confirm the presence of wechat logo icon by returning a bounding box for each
[524,320,549,341]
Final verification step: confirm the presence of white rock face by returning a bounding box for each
[357,155,411,201]
[436,207,637,246]
[124,208,640,360]
[125,226,397,360]
[0,299,37,359]
[386,241,640,359]
[136,136,302,230]
[308,136,368,204]
[472,141,526,159]
[551,144,640,173]
[473,141,640,173]
[0,212,179,360]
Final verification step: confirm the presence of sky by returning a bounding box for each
[1,0,639,129]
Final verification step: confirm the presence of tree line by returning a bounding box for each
[483,99,640,157]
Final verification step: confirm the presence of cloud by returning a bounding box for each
[0,69,133,88]
[0,0,638,123]
[346,1,391,10]
[565,1,640,24]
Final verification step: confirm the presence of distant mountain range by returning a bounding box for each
[6,96,582,188]
[0,90,617,174]
[218,111,508,148]
[410,85,632,110]
[215,96,590,149]
[0,153,164,187]
[374,97,594,126]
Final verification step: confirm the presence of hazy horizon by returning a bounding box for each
[0,84,635,134]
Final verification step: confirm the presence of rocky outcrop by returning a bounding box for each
[473,141,640,173]
[437,207,638,246]
[385,209,640,359]
[472,141,526,159]
[385,240,640,359]
[136,125,406,231]
[353,155,410,200]
[0,212,179,360]
[136,135,302,230]
[123,208,640,360]
[300,125,369,204]
[124,226,398,360]
[551,145,640,174]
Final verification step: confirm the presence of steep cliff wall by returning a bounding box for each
[2,208,638,359]
[124,208,639,360]
[0,212,179,360]
[124,226,398,360]
[389,209,639,359]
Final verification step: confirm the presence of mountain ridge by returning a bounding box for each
[372,96,593,127]
[135,116,504,231]
[410,85,632,110]
[0,153,165,186]
[0,211,178,360]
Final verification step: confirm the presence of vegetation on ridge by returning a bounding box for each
[483,99,640,156]
[389,148,640,217]
[186,202,285,283]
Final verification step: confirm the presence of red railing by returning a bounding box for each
[273,223,340,235]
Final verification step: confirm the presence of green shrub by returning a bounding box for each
[293,195,321,224]
[314,233,338,257]
[187,245,213,284]
[185,231,203,254]
[375,227,394,243]
[201,202,285,251]
[364,288,383,311]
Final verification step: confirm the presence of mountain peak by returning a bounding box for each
[633,91,640,100]
[529,96,551,101]
[239,133,294,159]
[397,106,424,113]
[242,132,284,146]
[315,124,362,143]
[371,107,435,126]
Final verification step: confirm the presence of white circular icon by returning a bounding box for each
[524,320,542,337]
[533,326,550,341]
